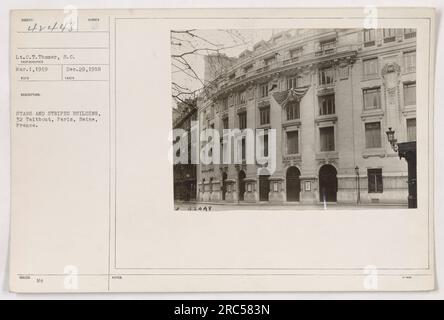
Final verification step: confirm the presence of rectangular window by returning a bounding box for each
[222,117,229,130]
[407,118,416,142]
[365,122,382,148]
[403,82,416,106]
[228,95,233,107]
[264,56,275,66]
[260,107,270,125]
[286,101,300,120]
[244,64,253,73]
[321,39,336,52]
[286,131,299,155]
[403,51,416,73]
[319,67,334,85]
[234,91,247,106]
[261,132,269,157]
[259,83,269,98]
[222,97,228,110]
[284,48,302,64]
[383,28,396,42]
[320,126,335,151]
[404,28,416,39]
[240,91,246,104]
[241,137,246,161]
[368,169,383,193]
[363,87,381,110]
[238,112,247,130]
[221,139,225,164]
[290,47,302,58]
[234,92,241,105]
[319,94,335,115]
[286,76,300,89]
[363,29,376,46]
[363,58,378,77]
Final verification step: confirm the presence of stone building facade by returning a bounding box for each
[195,28,417,205]
[173,101,198,202]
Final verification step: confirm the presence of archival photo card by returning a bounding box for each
[9,8,435,292]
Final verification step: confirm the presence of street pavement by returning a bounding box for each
[174,201,408,212]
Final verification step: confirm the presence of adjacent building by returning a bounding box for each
[195,28,417,205]
[173,100,198,202]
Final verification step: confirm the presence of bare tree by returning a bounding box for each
[171,29,251,109]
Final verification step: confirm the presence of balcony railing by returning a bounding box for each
[315,47,337,56]
[233,74,246,83]
[283,56,300,65]
[256,65,270,73]
[404,31,416,39]
[383,36,396,43]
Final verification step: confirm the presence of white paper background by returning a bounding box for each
[0,0,443,299]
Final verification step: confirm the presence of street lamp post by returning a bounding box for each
[385,127,417,208]
[355,166,360,205]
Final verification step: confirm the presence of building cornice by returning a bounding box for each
[211,47,358,100]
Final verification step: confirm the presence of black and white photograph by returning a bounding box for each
[172,28,418,210]
[4,5,437,295]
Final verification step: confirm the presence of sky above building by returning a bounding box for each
[171,28,282,108]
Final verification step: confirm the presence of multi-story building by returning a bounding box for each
[195,28,417,205]
[173,100,198,202]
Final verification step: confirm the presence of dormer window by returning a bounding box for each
[283,47,302,65]
[239,50,252,59]
[264,55,276,66]
[244,64,253,73]
[253,40,266,51]
[289,47,302,58]
[320,38,336,52]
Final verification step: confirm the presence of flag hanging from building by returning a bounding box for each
[272,86,310,107]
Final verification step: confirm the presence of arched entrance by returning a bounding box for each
[286,166,301,202]
[221,172,227,201]
[319,164,337,202]
[238,170,246,201]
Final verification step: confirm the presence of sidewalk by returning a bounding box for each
[174,201,408,211]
